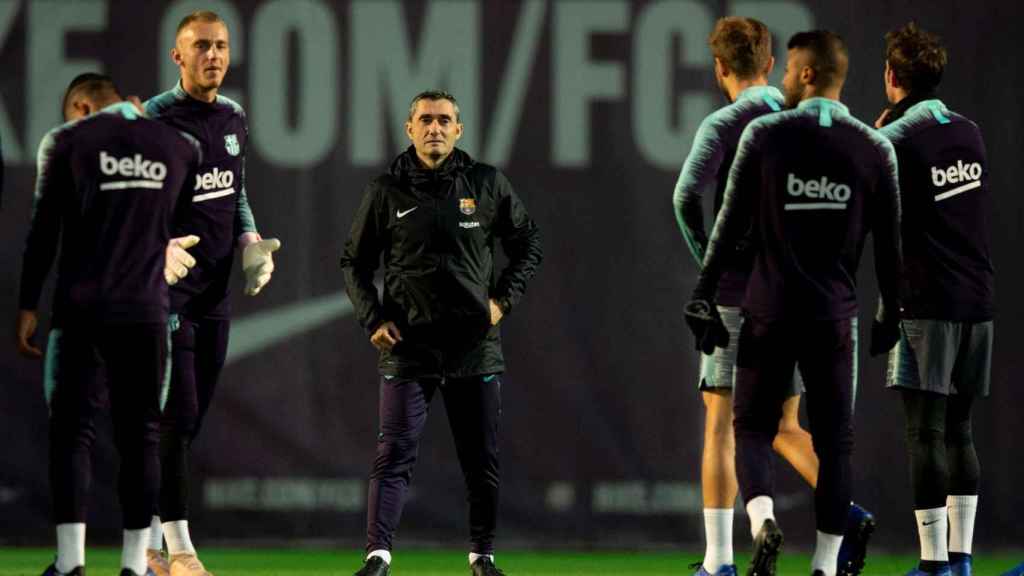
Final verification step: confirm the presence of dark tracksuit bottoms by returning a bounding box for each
[366,374,502,554]
[159,314,231,522]
[733,317,857,535]
[49,323,167,529]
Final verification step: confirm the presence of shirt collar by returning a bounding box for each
[172,80,219,106]
[100,101,140,120]
[796,97,849,127]
[736,85,784,104]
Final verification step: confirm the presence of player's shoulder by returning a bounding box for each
[705,89,781,133]
[143,85,181,118]
[879,99,976,143]
[36,119,81,161]
[215,93,247,121]
[741,106,800,142]
[831,112,895,160]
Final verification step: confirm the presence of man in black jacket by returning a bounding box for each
[341,90,542,576]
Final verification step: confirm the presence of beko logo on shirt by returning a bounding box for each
[192,168,237,203]
[931,160,983,202]
[786,173,852,201]
[931,161,981,187]
[784,174,850,211]
[99,151,167,180]
[195,168,234,190]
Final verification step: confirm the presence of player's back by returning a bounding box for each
[42,103,198,325]
[880,100,993,321]
[740,98,899,321]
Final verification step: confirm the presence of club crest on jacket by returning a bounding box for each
[224,134,240,156]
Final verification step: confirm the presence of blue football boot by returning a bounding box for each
[905,565,952,576]
[1000,562,1024,576]
[837,503,876,576]
[949,553,972,576]
[689,562,739,576]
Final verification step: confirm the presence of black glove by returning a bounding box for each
[870,317,901,356]
[684,299,730,355]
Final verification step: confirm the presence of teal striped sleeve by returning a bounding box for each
[234,148,258,237]
[673,114,724,267]
[229,102,258,238]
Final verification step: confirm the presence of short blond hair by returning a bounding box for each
[175,10,225,38]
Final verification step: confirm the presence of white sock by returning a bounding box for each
[122,528,150,575]
[703,508,734,572]
[947,495,978,555]
[148,516,164,551]
[367,550,392,565]
[162,520,196,556]
[746,495,775,540]
[56,523,86,573]
[810,530,844,576]
[915,507,949,561]
[469,552,494,565]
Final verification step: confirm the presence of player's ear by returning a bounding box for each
[405,119,415,143]
[884,61,898,89]
[764,56,775,76]
[800,64,816,87]
[714,57,729,78]
[453,120,463,142]
[75,100,93,119]
[171,46,184,67]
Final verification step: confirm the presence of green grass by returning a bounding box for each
[0,548,1020,576]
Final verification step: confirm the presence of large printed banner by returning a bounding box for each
[1,0,1021,548]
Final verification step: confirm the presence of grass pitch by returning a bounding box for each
[0,548,1020,575]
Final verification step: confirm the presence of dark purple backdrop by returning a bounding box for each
[1,0,1020,550]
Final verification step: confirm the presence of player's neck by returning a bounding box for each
[889,87,910,106]
[181,77,218,103]
[728,77,768,102]
[802,85,842,103]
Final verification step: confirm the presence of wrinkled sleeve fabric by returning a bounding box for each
[492,170,542,315]
[340,180,388,334]
[19,128,68,310]
[673,115,725,267]
[233,112,258,238]
[871,139,903,322]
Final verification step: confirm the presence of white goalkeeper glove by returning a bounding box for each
[165,235,200,285]
[242,237,281,296]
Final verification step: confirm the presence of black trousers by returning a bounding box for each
[733,317,856,535]
[366,374,502,554]
[159,314,230,522]
[48,323,166,529]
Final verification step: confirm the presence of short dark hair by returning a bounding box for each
[787,30,849,89]
[176,10,224,38]
[885,22,947,93]
[408,90,460,122]
[62,72,120,116]
[709,17,772,79]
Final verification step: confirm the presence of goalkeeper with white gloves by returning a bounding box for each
[140,10,281,576]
